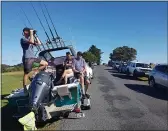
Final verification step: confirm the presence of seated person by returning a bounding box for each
[72,51,90,97]
[56,52,74,84]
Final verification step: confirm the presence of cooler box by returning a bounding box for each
[53,83,81,107]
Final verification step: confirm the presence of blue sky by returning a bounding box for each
[2,1,167,65]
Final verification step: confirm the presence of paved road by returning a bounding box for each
[58,65,168,130]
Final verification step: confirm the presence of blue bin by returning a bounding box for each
[55,84,81,107]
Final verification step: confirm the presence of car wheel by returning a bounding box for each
[149,77,156,88]
[133,70,137,78]
[126,69,130,76]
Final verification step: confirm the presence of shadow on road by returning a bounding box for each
[112,74,136,80]
[1,105,23,131]
[112,73,147,81]
[104,68,112,71]
[124,84,168,101]
[105,68,119,74]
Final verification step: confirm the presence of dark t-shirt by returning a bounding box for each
[20,37,35,59]
[64,58,73,69]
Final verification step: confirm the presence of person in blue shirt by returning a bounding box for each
[20,27,48,95]
[72,51,90,96]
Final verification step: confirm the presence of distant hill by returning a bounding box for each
[2,64,10,68]
[2,63,23,73]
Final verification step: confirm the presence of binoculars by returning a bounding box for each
[23,27,37,35]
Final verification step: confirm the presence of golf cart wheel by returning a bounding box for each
[149,77,156,88]
[63,112,70,118]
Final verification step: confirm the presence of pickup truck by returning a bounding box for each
[126,62,152,78]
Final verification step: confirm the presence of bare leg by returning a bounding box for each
[56,70,67,84]
[23,73,28,87]
[64,72,74,84]
[80,76,85,95]
[85,80,90,94]
[38,65,46,71]
[32,60,48,77]
[23,73,29,95]
[64,75,68,84]
[38,60,48,71]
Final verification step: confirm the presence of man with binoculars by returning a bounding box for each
[20,27,48,95]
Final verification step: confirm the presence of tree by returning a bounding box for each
[82,51,98,63]
[88,45,103,65]
[109,46,137,62]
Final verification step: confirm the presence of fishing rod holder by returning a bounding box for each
[33,37,67,56]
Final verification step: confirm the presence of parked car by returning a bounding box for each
[126,61,152,78]
[113,61,120,70]
[148,64,168,88]
[118,62,127,73]
[93,63,97,66]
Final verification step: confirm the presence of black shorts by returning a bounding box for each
[22,58,41,74]
[74,72,89,81]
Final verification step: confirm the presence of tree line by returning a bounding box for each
[109,46,137,62]
[2,64,23,73]
[2,45,102,73]
[82,45,103,65]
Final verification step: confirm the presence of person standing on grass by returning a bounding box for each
[20,27,48,95]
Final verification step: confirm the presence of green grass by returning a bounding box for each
[1,72,24,107]
[138,77,148,81]
[1,71,34,107]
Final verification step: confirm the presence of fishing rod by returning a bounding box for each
[43,2,59,38]
[19,6,46,53]
[20,6,33,28]
[30,1,53,49]
[17,11,27,27]
[43,2,65,47]
[39,2,58,48]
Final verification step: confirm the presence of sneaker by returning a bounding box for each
[85,93,90,99]
[82,94,86,99]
